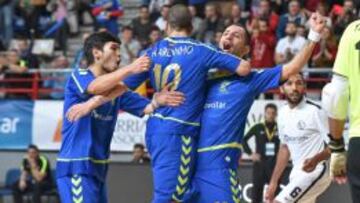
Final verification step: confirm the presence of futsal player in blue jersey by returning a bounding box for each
[123,4,252,203]
[56,32,185,203]
[191,13,326,203]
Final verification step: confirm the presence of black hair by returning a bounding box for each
[139,5,148,10]
[150,25,161,33]
[134,143,145,150]
[229,23,251,46]
[121,25,133,32]
[28,144,39,152]
[265,103,277,111]
[83,32,121,66]
[168,4,193,32]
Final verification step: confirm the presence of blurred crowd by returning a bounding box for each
[0,0,359,100]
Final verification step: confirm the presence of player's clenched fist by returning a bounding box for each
[308,12,326,34]
[129,55,151,74]
[330,152,347,184]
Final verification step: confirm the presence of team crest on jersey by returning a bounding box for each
[297,120,306,130]
[219,81,231,93]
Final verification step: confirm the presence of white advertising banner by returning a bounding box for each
[32,100,63,150]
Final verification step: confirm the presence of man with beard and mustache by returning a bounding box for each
[265,73,331,203]
[191,13,326,203]
[56,31,185,203]
[275,22,307,65]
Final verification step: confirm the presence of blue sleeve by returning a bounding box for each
[71,69,95,96]
[250,65,283,95]
[203,45,241,72]
[117,91,150,117]
[123,72,149,90]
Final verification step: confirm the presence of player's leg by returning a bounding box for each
[275,163,330,203]
[192,167,241,203]
[252,162,266,203]
[146,133,197,203]
[347,137,360,202]
[56,174,107,203]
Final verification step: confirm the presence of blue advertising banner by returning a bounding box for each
[0,101,34,149]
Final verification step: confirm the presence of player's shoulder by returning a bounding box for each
[304,99,322,110]
[344,19,360,33]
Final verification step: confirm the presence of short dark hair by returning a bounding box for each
[83,32,121,65]
[134,143,145,150]
[150,25,161,33]
[139,5,148,10]
[265,103,277,111]
[28,144,39,152]
[168,4,192,32]
[121,25,133,32]
[230,23,250,46]
[287,21,298,27]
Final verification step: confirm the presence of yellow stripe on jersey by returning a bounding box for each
[151,113,200,126]
[57,157,110,164]
[197,142,243,152]
[333,19,360,138]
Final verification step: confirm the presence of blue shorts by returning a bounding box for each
[146,133,197,203]
[190,148,242,203]
[192,168,241,203]
[56,174,107,203]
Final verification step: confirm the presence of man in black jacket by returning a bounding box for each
[243,103,280,203]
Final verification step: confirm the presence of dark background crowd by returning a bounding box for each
[0,0,359,100]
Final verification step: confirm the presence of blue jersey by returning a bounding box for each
[125,37,241,136]
[198,66,283,152]
[57,68,150,181]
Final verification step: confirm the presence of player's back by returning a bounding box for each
[145,36,240,136]
[333,20,360,138]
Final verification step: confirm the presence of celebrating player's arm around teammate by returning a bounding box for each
[190,12,327,203]
[321,19,360,202]
[56,31,184,203]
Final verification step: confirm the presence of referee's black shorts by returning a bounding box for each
[347,137,360,203]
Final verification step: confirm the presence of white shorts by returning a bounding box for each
[275,162,331,203]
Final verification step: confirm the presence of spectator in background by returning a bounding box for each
[43,55,70,99]
[275,22,306,65]
[29,0,49,37]
[243,103,280,203]
[132,143,150,164]
[13,1,31,38]
[296,24,307,37]
[333,0,358,37]
[155,4,170,32]
[11,145,53,203]
[15,39,39,70]
[120,26,141,66]
[276,0,307,39]
[224,4,247,27]
[131,5,153,47]
[148,26,162,46]
[188,5,203,40]
[247,0,279,34]
[188,0,208,18]
[0,0,14,48]
[92,0,124,36]
[199,2,225,44]
[149,0,171,20]
[311,26,337,67]
[250,18,276,68]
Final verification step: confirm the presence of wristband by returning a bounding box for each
[328,134,345,153]
[307,29,321,42]
[151,93,160,109]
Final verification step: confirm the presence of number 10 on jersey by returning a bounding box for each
[153,63,182,91]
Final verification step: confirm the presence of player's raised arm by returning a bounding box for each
[66,85,185,122]
[281,13,326,81]
[87,55,151,95]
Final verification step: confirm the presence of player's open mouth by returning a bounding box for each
[223,42,232,51]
